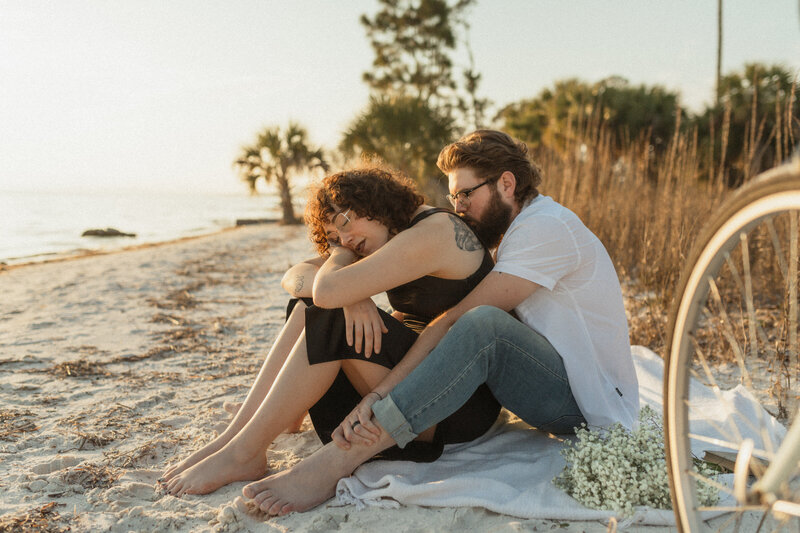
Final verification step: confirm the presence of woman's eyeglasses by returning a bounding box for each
[332,208,351,231]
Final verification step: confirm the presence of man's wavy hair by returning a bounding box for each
[305,167,425,255]
[437,129,542,205]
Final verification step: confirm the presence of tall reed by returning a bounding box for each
[533,89,796,351]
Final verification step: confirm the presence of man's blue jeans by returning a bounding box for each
[372,305,586,447]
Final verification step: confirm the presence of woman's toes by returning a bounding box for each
[167,478,182,495]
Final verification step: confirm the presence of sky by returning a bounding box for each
[1,0,798,195]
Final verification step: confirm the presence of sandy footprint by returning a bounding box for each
[118,469,161,484]
[160,415,193,429]
[105,481,161,505]
[31,455,83,475]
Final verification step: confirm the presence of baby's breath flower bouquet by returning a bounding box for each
[553,406,719,516]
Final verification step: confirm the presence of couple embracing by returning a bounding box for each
[160,129,639,515]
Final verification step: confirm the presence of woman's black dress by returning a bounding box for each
[290,208,501,462]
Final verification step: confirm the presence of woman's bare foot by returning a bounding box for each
[164,444,268,497]
[242,433,393,515]
[223,401,305,433]
[161,436,228,484]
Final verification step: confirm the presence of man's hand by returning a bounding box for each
[342,299,388,358]
[331,393,383,449]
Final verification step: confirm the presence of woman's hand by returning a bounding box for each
[331,393,383,449]
[342,299,388,358]
[328,244,357,264]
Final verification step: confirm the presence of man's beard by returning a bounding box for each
[463,189,513,249]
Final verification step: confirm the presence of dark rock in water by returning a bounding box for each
[235,218,277,226]
[81,228,137,238]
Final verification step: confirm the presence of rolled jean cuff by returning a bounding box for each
[372,394,418,448]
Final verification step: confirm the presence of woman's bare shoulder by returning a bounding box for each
[411,210,483,253]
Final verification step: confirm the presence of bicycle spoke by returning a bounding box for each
[688,346,774,451]
[722,251,776,358]
[687,468,734,495]
[708,276,754,390]
[740,233,759,363]
[698,505,769,512]
[689,336,744,444]
[767,216,789,283]
[788,212,797,361]
[711,509,740,533]
[772,499,800,518]
[687,432,772,459]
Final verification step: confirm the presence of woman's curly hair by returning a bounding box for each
[305,167,425,255]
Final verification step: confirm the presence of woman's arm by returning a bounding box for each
[280,256,327,298]
[282,254,389,356]
[312,214,474,309]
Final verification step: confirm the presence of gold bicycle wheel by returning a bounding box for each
[665,158,800,532]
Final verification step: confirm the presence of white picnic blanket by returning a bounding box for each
[335,346,786,526]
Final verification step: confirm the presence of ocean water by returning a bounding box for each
[0,189,285,264]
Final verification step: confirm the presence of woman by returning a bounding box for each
[160,167,500,497]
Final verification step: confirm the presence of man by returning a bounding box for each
[241,129,639,515]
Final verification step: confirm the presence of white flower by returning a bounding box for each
[553,405,719,516]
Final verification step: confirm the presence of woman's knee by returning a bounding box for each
[285,298,310,323]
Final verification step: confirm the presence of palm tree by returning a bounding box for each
[235,123,328,224]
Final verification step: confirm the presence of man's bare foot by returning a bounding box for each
[223,402,305,433]
[164,444,268,497]
[161,436,228,484]
[241,433,393,515]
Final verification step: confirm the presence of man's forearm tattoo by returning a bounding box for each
[294,275,305,295]
[451,217,482,251]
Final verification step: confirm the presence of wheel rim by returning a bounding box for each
[666,168,800,532]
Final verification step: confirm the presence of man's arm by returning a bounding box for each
[334,270,542,446]
[371,270,541,398]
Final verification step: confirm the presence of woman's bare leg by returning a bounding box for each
[162,302,309,482]
[223,402,305,433]
[241,359,438,514]
[164,331,342,496]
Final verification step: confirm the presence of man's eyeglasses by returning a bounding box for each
[445,180,492,208]
[332,208,352,232]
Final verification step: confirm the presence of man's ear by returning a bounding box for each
[498,171,517,200]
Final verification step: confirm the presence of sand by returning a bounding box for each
[0,224,675,532]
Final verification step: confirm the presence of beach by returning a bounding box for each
[0,223,674,533]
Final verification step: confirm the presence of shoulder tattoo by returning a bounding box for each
[294,275,304,295]
[450,217,482,252]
